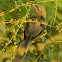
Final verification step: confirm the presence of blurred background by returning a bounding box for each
[0,0,62,62]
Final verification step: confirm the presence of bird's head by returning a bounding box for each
[32,4,46,19]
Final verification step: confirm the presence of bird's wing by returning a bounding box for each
[24,16,45,40]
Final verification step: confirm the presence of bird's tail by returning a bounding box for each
[13,40,32,62]
[20,40,32,48]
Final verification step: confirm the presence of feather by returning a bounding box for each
[13,4,46,62]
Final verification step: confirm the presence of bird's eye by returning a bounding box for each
[35,5,41,10]
[35,5,38,8]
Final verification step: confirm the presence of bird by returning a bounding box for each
[13,4,46,62]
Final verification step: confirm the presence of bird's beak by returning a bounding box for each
[31,4,37,10]
[31,4,35,7]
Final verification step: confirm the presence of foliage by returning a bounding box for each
[0,0,62,62]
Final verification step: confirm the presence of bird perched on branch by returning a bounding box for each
[13,4,46,62]
[22,4,46,48]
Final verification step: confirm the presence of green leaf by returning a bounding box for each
[0,24,6,34]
